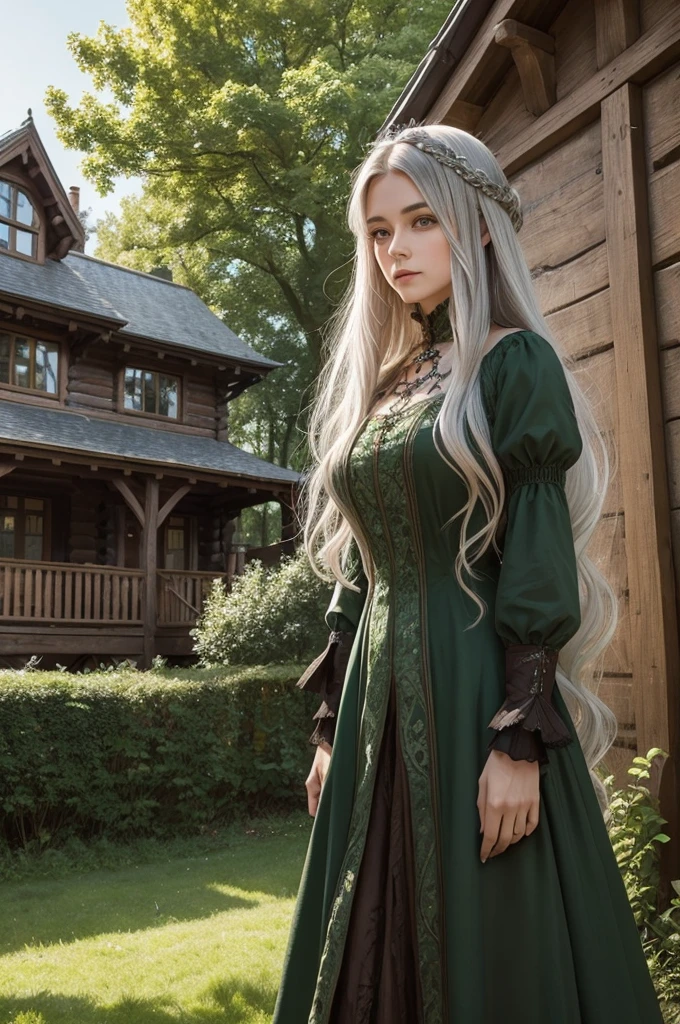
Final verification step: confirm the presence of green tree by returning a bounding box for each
[46,0,454,472]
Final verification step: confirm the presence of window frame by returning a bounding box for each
[0,495,51,562]
[119,363,182,422]
[0,175,43,264]
[0,331,61,398]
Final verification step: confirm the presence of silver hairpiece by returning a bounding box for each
[374,120,523,233]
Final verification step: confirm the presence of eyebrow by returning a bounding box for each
[366,202,430,225]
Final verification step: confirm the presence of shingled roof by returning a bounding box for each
[0,401,300,484]
[61,253,282,368]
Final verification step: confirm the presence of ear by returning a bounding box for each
[480,216,491,248]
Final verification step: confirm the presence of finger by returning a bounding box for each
[525,798,540,834]
[477,776,487,835]
[508,809,528,844]
[488,811,517,858]
[480,806,502,861]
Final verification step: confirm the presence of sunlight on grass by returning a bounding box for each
[0,810,312,1023]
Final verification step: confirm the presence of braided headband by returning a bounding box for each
[375,120,523,233]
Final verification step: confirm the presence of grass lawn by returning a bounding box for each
[0,809,313,1024]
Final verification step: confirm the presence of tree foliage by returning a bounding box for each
[46,0,453,470]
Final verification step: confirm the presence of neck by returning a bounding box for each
[411,295,453,347]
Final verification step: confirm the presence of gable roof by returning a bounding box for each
[0,116,85,255]
[0,119,282,372]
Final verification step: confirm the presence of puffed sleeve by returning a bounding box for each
[483,332,583,766]
[296,537,368,747]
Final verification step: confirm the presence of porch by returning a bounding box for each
[0,558,231,665]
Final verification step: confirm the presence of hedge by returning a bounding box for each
[0,664,316,850]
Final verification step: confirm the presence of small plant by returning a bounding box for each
[604,747,680,1020]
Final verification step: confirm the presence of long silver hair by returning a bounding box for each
[298,124,618,814]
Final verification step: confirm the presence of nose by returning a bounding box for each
[387,231,410,259]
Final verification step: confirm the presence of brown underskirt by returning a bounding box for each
[329,675,424,1024]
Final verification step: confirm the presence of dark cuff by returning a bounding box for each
[487,643,572,754]
[296,630,355,749]
[488,722,549,765]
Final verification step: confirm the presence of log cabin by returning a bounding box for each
[0,114,301,670]
[378,0,680,882]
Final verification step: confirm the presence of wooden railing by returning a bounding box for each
[157,570,228,626]
[0,559,144,622]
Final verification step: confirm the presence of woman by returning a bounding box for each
[272,123,664,1023]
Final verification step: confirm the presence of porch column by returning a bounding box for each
[142,478,159,668]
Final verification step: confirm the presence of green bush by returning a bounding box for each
[0,664,317,852]
[604,748,680,1020]
[192,549,330,666]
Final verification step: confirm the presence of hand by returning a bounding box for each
[477,748,540,862]
[306,740,332,817]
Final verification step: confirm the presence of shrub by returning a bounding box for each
[604,748,680,1020]
[0,664,318,853]
[192,549,330,666]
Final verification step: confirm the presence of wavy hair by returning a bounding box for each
[298,124,618,815]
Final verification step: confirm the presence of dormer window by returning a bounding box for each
[0,180,40,260]
[123,366,179,419]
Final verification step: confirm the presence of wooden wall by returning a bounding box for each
[65,342,221,438]
[430,0,680,862]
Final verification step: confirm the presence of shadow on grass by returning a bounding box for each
[1,837,306,956]
[0,970,279,1023]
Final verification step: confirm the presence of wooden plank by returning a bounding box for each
[648,159,680,267]
[34,568,42,618]
[510,120,604,272]
[601,81,680,882]
[654,262,680,348]
[103,572,112,620]
[64,571,72,619]
[84,572,92,620]
[532,241,609,316]
[660,347,680,422]
[493,7,680,177]
[52,569,59,619]
[642,58,680,173]
[545,286,612,361]
[93,573,101,620]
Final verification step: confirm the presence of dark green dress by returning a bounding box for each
[273,314,663,1023]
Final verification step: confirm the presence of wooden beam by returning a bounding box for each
[0,464,17,480]
[601,81,680,888]
[594,0,640,69]
[111,478,145,528]
[142,477,159,668]
[443,99,484,133]
[157,483,192,528]
[495,6,680,176]
[494,19,555,116]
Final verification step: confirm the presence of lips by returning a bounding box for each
[394,271,420,280]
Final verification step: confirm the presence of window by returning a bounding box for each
[123,367,179,418]
[0,497,46,560]
[0,333,59,394]
[164,516,189,570]
[0,180,40,259]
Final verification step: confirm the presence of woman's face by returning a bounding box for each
[365,169,453,316]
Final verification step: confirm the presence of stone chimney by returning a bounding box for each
[68,186,80,215]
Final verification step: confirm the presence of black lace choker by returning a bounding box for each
[373,296,453,419]
[410,295,454,348]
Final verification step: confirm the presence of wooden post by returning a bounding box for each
[602,82,680,889]
[142,478,159,668]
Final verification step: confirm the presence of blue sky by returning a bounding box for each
[2,0,141,253]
